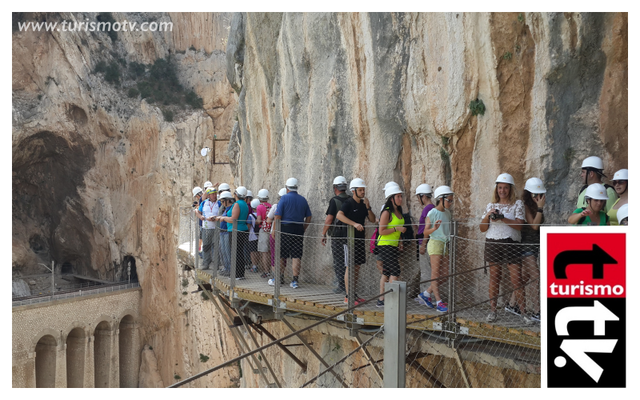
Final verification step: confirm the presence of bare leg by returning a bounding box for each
[250,251,260,269]
[292,258,301,277]
[508,263,525,312]
[489,264,503,312]
[376,260,383,273]
[523,255,539,313]
[260,252,270,274]
[379,274,389,301]
[429,254,442,301]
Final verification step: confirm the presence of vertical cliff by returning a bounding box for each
[227,12,627,225]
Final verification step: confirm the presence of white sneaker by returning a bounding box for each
[486,312,497,323]
[268,278,275,286]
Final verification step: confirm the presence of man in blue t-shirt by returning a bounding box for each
[273,178,312,288]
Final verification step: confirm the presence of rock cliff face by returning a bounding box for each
[12,12,238,386]
[227,12,627,225]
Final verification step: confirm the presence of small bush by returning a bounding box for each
[185,91,203,109]
[469,98,486,116]
[162,109,174,122]
[503,51,512,60]
[181,291,188,295]
[189,45,196,51]
[181,278,189,287]
[137,81,153,99]
[129,61,146,78]
[94,60,107,74]
[174,374,181,380]
[97,12,118,42]
[127,88,140,98]
[199,353,210,363]
[104,62,120,85]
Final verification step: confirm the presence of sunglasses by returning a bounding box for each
[444,198,454,203]
[612,181,627,186]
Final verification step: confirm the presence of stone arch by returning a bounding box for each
[35,335,57,388]
[117,309,138,323]
[66,327,86,388]
[89,315,116,332]
[93,320,112,388]
[118,314,136,387]
[31,328,61,351]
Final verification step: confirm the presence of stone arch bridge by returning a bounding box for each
[12,287,141,388]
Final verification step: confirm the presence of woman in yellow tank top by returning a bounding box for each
[376,185,406,307]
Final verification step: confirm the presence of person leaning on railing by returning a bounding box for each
[479,173,530,324]
[376,184,406,308]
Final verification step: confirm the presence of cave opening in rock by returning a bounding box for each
[61,262,73,275]
[122,255,138,283]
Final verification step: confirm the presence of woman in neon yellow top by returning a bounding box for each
[376,185,406,307]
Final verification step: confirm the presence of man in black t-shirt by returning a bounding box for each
[336,178,375,305]
[322,176,350,293]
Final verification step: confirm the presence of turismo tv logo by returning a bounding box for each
[547,233,625,388]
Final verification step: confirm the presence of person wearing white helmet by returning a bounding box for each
[321,176,350,294]
[479,173,527,324]
[203,181,214,191]
[415,184,435,249]
[216,191,235,275]
[216,183,232,216]
[415,185,454,313]
[334,178,376,305]
[375,185,407,307]
[192,186,204,256]
[255,189,273,278]
[197,187,220,270]
[246,190,254,211]
[214,186,250,280]
[510,177,547,322]
[266,188,288,274]
[617,203,628,226]
[246,199,262,273]
[272,178,312,289]
[607,169,627,225]
[568,183,610,226]
[577,156,617,212]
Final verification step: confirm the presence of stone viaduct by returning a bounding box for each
[12,287,142,388]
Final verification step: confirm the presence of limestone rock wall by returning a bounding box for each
[12,12,237,386]
[227,12,627,226]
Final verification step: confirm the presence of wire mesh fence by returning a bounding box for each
[179,205,546,387]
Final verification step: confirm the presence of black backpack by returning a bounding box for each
[327,194,348,237]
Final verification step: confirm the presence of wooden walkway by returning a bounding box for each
[194,267,540,350]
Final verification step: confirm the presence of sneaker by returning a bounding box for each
[436,302,448,313]
[260,272,270,279]
[268,278,275,286]
[235,276,246,281]
[486,312,497,323]
[290,281,299,289]
[530,312,540,322]
[376,300,384,308]
[505,304,521,316]
[521,313,534,325]
[416,292,434,308]
[250,265,259,273]
[344,295,365,306]
[219,270,230,277]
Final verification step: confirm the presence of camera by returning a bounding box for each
[490,209,504,220]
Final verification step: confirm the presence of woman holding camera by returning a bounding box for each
[479,173,526,323]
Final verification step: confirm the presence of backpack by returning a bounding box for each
[576,207,610,225]
[327,194,348,237]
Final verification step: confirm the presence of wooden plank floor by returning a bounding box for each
[195,267,540,350]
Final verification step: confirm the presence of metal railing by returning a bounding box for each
[12,282,140,307]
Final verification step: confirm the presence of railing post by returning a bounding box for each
[230,220,238,306]
[194,210,200,271]
[383,280,406,388]
[346,225,359,336]
[273,219,283,319]
[448,221,457,345]
[212,220,220,277]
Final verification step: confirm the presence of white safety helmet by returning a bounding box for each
[617,204,628,224]
[218,183,231,192]
[203,181,213,189]
[383,181,398,192]
[581,156,604,171]
[613,169,628,181]
[495,173,515,186]
[349,178,366,190]
[584,183,609,201]
[246,190,253,198]
[278,188,287,198]
[258,189,269,200]
[250,199,260,209]
[333,176,348,189]
[286,177,298,191]
[235,186,248,198]
[434,185,454,199]
[524,177,546,194]
[415,184,433,196]
[192,186,203,197]
[384,185,403,200]
[219,191,234,200]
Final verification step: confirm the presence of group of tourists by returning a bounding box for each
[189,154,627,325]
